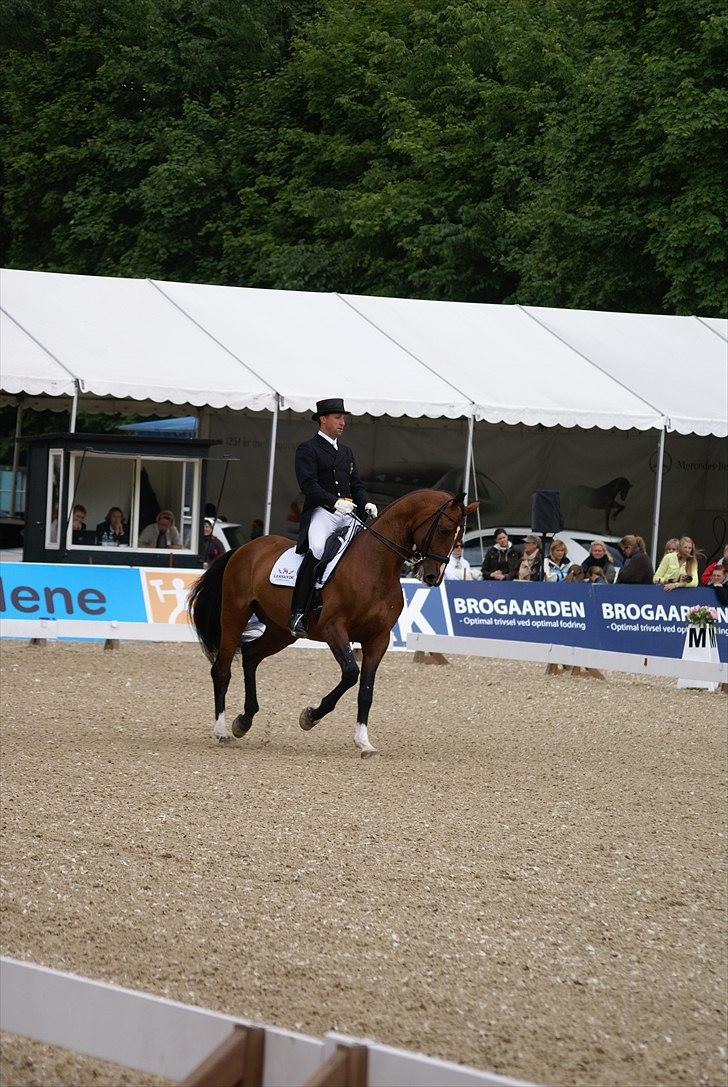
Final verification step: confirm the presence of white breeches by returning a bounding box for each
[308,507,352,559]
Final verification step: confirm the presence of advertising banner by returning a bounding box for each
[444,581,728,663]
[1,563,726,668]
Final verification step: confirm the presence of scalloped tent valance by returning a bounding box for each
[1,269,725,436]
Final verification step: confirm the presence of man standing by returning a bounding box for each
[288,398,377,637]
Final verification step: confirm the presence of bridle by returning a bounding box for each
[359,498,465,582]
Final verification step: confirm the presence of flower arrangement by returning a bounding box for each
[687,605,718,626]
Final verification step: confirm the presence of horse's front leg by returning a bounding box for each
[299,631,359,731]
[353,631,390,757]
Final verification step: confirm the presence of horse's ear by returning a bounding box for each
[465,500,479,514]
[450,491,466,506]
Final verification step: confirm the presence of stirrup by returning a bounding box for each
[288,612,308,638]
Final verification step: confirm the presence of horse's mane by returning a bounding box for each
[374,488,455,518]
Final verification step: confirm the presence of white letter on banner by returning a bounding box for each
[602,603,615,619]
[454,598,466,614]
[397,587,437,637]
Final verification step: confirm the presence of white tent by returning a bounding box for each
[341,294,663,431]
[523,306,728,438]
[1,267,726,550]
[1,269,276,411]
[0,309,75,398]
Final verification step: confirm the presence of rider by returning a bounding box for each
[288,397,377,637]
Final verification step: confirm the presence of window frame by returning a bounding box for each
[45,448,64,550]
[66,451,202,554]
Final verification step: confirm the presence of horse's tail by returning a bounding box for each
[188,549,237,661]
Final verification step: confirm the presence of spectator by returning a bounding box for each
[444,541,473,580]
[139,510,182,549]
[662,537,679,557]
[250,518,264,540]
[544,539,570,582]
[580,540,616,583]
[50,503,87,544]
[586,565,608,584]
[95,506,129,546]
[564,564,584,582]
[701,545,728,586]
[653,534,699,590]
[616,534,654,584]
[517,534,543,581]
[481,528,520,580]
[707,561,726,587]
[201,518,225,566]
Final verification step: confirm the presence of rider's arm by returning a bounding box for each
[295,443,337,510]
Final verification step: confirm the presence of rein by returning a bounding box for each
[358,498,464,575]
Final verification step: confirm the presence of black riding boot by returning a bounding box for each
[288,551,318,637]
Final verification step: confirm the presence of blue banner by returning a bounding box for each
[0,563,147,622]
[444,581,728,663]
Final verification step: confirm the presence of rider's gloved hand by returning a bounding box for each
[334,497,355,516]
[364,503,378,518]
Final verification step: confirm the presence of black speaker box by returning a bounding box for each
[531,490,564,535]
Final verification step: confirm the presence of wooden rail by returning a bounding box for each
[180,1024,265,1087]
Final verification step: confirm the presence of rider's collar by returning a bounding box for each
[318,430,338,450]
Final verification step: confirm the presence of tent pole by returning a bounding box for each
[462,415,474,500]
[650,424,666,567]
[9,399,24,517]
[263,396,279,535]
[69,381,80,433]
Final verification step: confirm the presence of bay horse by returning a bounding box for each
[189,489,478,756]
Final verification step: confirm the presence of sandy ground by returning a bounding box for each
[0,640,726,1087]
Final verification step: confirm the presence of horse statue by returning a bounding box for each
[189,489,478,756]
[565,476,632,534]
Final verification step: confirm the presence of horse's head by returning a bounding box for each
[414,490,479,587]
[617,478,632,500]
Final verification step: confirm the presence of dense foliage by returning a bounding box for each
[2,0,726,314]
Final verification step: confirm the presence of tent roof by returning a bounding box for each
[1,268,725,434]
[524,307,728,437]
[153,280,471,418]
[342,295,663,431]
[0,308,76,397]
[1,269,275,411]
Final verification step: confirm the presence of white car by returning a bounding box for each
[462,527,624,574]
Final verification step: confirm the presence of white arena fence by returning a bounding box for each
[0,562,725,682]
[0,957,534,1087]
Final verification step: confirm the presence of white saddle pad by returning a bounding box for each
[269,519,360,587]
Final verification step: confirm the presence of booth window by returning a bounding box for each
[45,449,64,548]
[68,452,200,552]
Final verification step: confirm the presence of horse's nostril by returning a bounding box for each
[424,574,437,586]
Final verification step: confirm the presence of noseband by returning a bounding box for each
[362,499,464,581]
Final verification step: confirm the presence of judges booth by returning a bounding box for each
[22,433,219,567]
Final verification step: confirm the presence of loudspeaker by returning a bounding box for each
[531,490,564,535]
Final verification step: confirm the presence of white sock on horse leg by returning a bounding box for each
[213,711,232,740]
[354,722,376,753]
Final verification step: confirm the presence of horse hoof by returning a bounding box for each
[355,741,378,758]
[217,735,233,745]
[299,706,317,731]
[232,714,251,738]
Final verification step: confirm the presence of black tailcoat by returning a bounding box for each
[295,434,369,553]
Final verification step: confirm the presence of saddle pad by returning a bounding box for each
[269,519,360,587]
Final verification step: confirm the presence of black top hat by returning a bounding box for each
[312,397,348,421]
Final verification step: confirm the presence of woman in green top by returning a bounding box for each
[653,535,699,589]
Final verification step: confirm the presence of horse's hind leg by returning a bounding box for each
[232,624,293,738]
[211,600,252,743]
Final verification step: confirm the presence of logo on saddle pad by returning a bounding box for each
[142,570,197,624]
